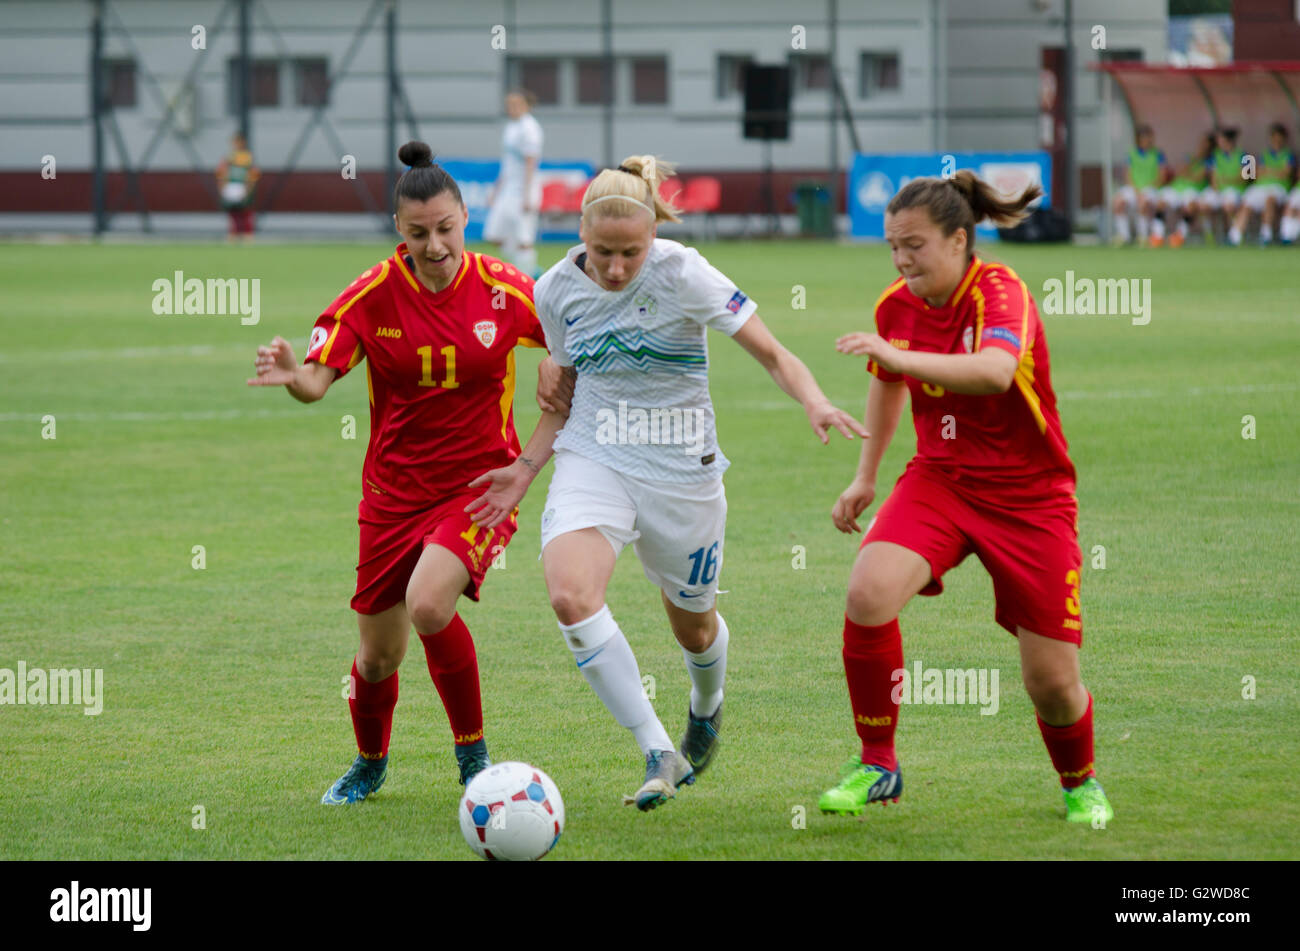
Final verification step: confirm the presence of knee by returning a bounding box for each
[1022,667,1080,713]
[355,648,402,683]
[673,616,715,654]
[407,595,455,637]
[548,584,601,627]
[846,574,904,627]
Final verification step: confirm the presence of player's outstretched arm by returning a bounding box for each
[731,314,869,445]
[464,410,566,529]
[246,335,337,403]
[836,332,1017,395]
[832,376,907,534]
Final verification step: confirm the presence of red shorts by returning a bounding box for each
[352,493,518,616]
[227,207,255,235]
[863,461,1084,644]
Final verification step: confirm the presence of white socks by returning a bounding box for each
[560,605,672,754]
[1115,214,1131,242]
[681,614,729,718]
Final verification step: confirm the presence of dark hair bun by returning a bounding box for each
[398,140,434,168]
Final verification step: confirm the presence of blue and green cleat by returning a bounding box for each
[627,750,695,811]
[321,754,388,804]
[455,738,491,786]
[1063,776,1114,824]
[678,702,722,777]
[818,759,902,815]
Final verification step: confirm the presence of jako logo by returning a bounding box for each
[891,662,1000,715]
[1040,271,1151,326]
[151,270,260,325]
[50,881,151,932]
[595,401,706,456]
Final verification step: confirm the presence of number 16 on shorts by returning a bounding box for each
[676,540,721,607]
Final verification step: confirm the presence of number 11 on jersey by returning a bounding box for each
[418,344,459,389]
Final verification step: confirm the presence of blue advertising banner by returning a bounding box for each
[848,152,1052,240]
[436,160,595,242]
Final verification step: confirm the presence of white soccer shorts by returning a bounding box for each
[1243,184,1287,211]
[483,192,539,247]
[539,449,727,613]
[1115,185,1157,206]
[1200,187,1243,210]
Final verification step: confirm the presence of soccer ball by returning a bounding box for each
[459,761,564,861]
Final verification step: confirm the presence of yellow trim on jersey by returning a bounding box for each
[972,285,987,351]
[872,277,906,319]
[393,251,421,292]
[452,251,473,293]
[322,260,390,364]
[1014,369,1048,434]
[366,362,375,407]
[947,255,983,309]
[499,348,516,442]
[476,255,538,318]
[868,277,907,377]
[518,335,546,350]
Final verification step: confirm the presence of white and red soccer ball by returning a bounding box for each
[459,762,564,861]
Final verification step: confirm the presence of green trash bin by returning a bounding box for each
[795,181,834,237]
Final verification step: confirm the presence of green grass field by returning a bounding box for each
[1,238,1296,860]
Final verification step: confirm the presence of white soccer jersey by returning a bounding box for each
[499,113,543,201]
[534,238,758,483]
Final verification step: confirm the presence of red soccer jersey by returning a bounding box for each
[868,255,1075,487]
[306,246,546,515]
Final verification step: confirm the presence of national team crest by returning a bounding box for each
[473,320,498,348]
[961,326,974,353]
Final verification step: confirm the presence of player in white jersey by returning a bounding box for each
[464,155,867,810]
[483,90,543,277]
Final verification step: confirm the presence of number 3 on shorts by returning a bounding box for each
[687,541,720,586]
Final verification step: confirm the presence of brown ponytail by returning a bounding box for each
[888,170,1042,257]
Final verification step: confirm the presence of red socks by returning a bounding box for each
[348,657,397,760]
[1037,692,1095,788]
[842,616,902,771]
[418,614,484,746]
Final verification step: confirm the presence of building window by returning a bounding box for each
[510,58,559,105]
[791,53,831,92]
[576,58,613,105]
[102,59,136,109]
[227,58,281,113]
[716,54,752,99]
[859,51,900,97]
[293,58,329,107]
[632,56,667,105]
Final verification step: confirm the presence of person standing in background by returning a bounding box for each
[217,132,260,242]
[484,90,543,277]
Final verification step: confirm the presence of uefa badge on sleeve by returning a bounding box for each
[474,320,498,348]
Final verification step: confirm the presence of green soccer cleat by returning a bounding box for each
[321,754,388,804]
[818,759,902,816]
[628,750,695,811]
[1063,776,1114,824]
[678,702,722,777]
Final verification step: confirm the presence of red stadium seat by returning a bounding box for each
[540,182,570,214]
[677,176,721,238]
[563,182,588,213]
[659,177,684,205]
[678,176,721,214]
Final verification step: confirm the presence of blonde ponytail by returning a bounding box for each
[581,154,682,224]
